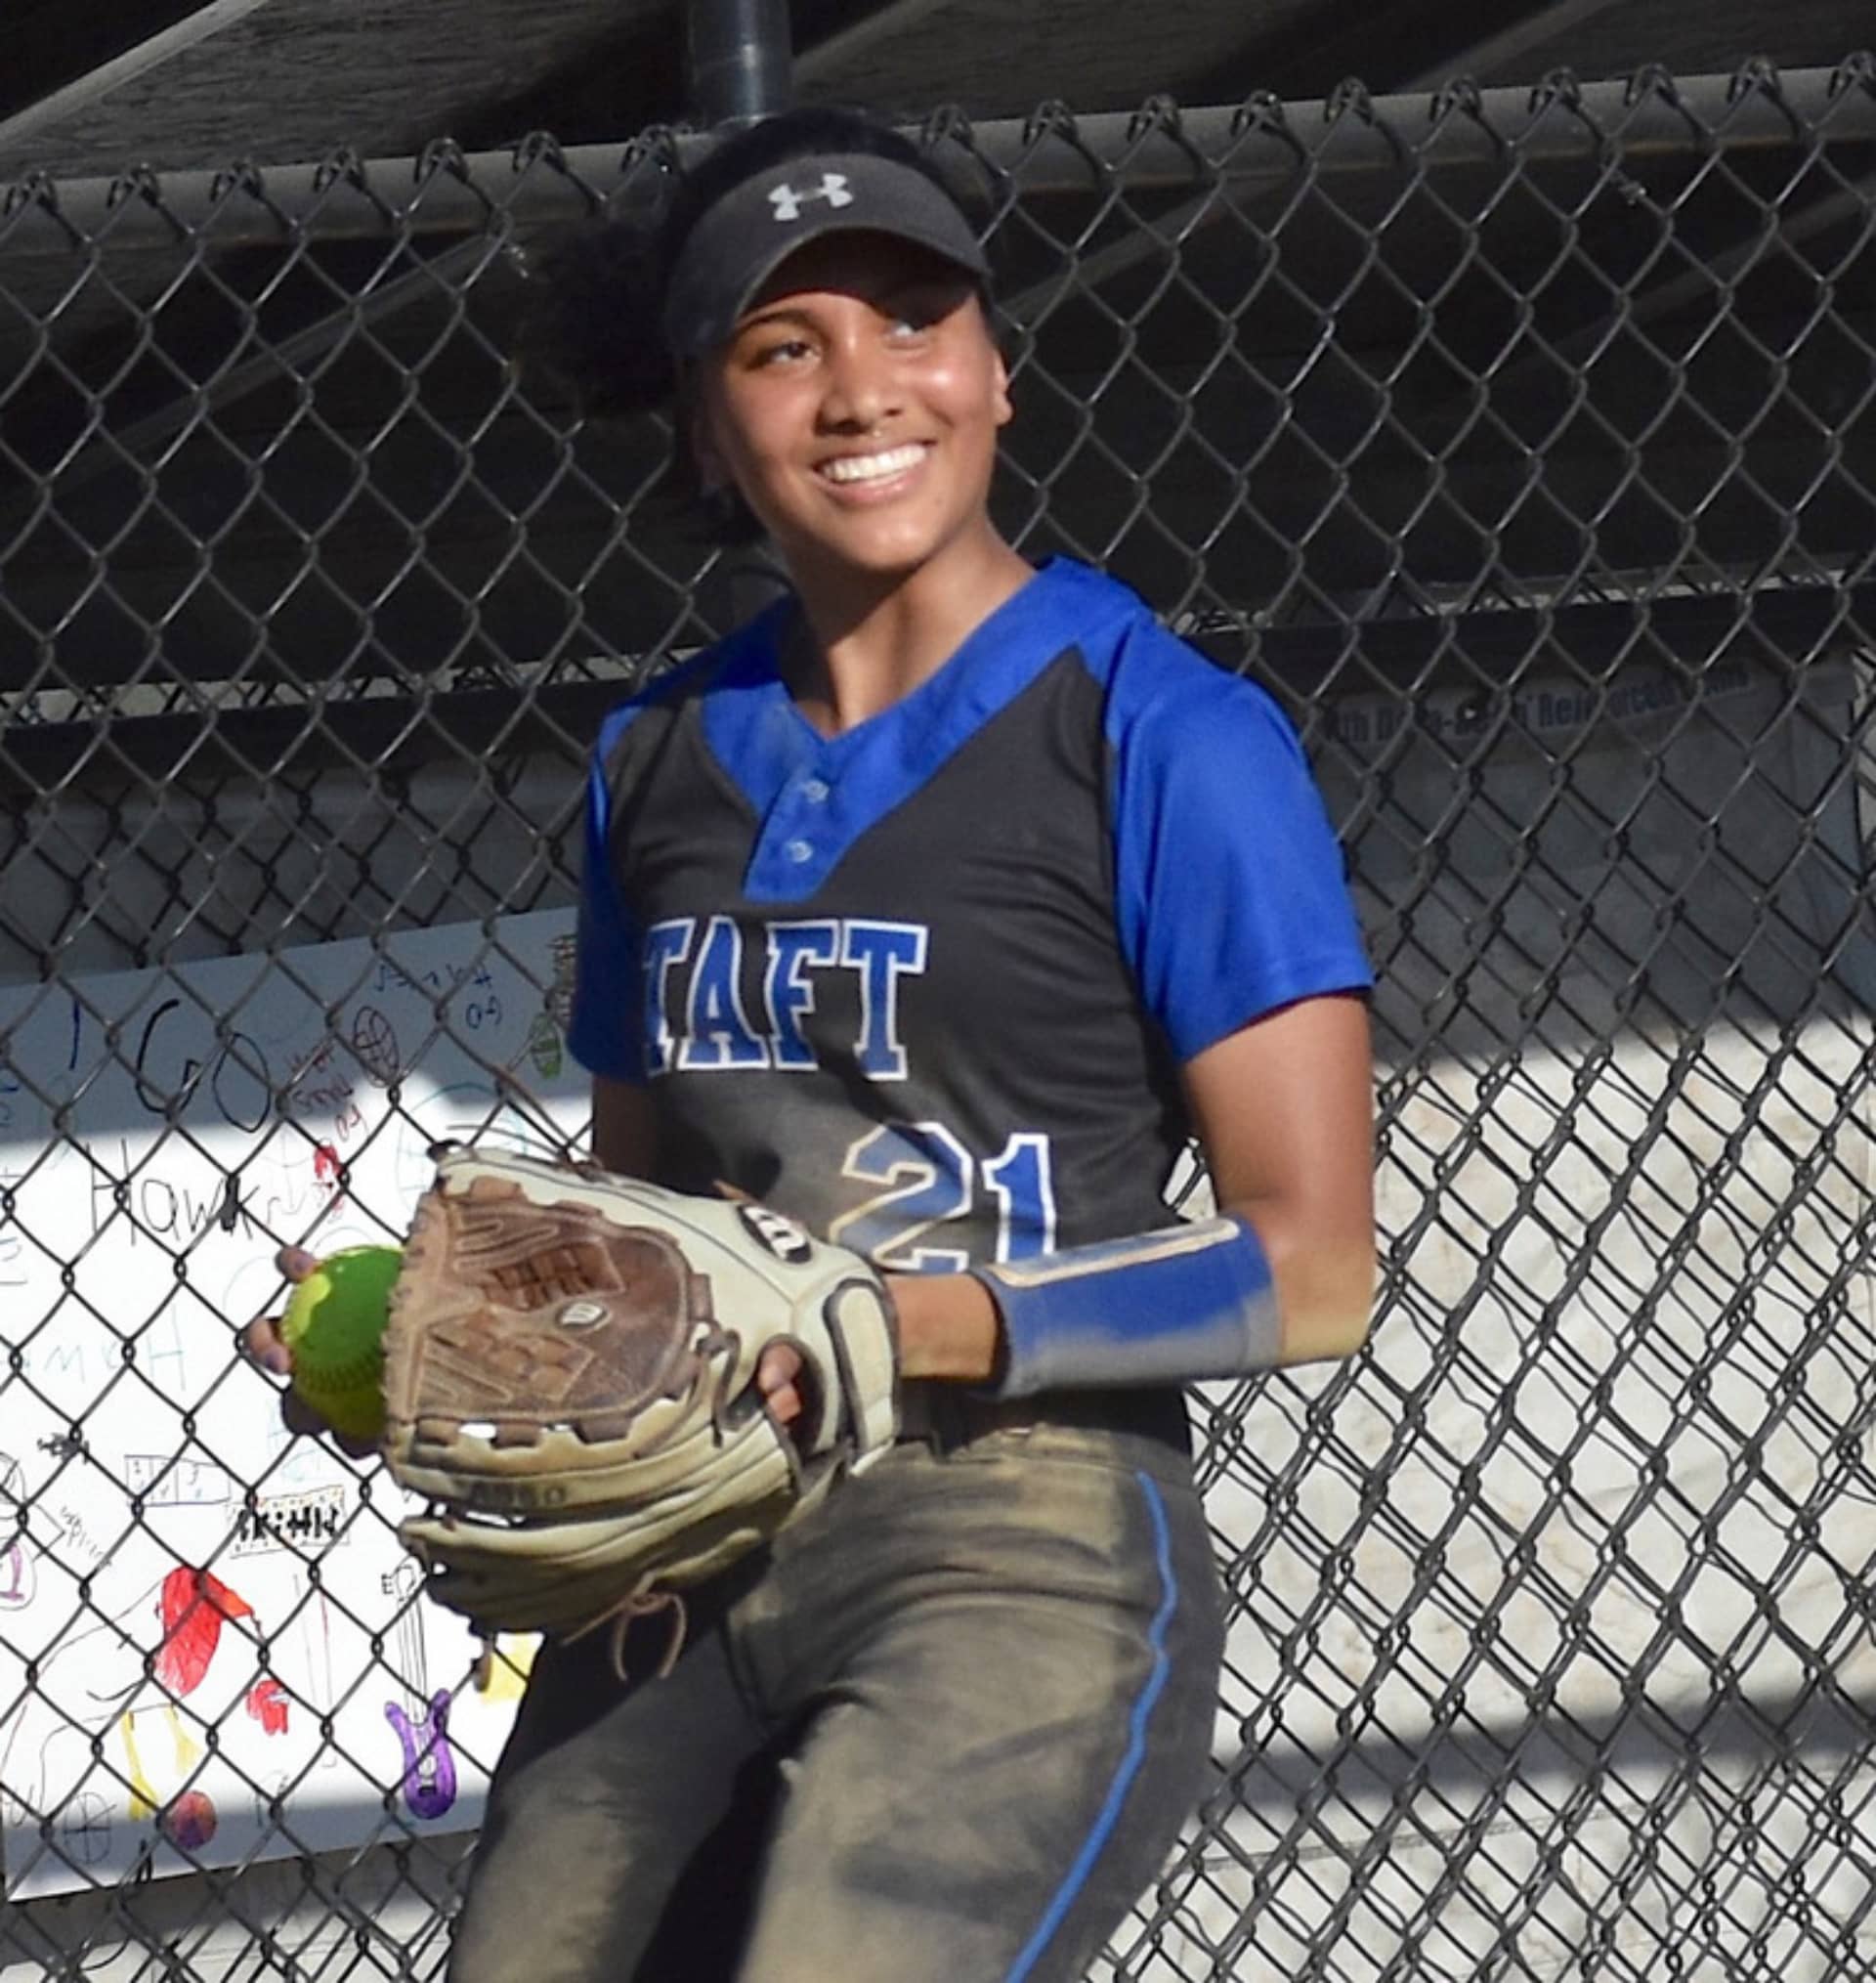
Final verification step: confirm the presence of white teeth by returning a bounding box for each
[820,445,926,485]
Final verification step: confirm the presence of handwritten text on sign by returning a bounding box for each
[0,911,577,1897]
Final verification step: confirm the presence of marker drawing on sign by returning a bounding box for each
[130,996,272,1134]
[385,1694,457,1822]
[0,1703,43,1831]
[119,1705,198,1819]
[349,1005,402,1087]
[0,1535,32,1611]
[473,1634,537,1703]
[381,1560,457,1820]
[244,1678,289,1736]
[81,1563,262,1724]
[123,1453,234,1508]
[61,1789,113,1866]
[153,1566,255,1699]
[0,907,582,1899]
[231,1485,349,1556]
[0,1450,33,1611]
[2,1721,110,1859]
[70,1572,174,1705]
[295,1589,341,1771]
[118,1703,219,1850]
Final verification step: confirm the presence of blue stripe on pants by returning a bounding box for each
[1003,1469,1179,1982]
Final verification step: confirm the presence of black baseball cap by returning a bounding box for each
[661,151,992,360]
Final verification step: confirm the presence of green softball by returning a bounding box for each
[280,1244,404,1444]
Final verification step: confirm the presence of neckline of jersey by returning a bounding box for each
[718,554,1123,766]
[701,554,1143,902]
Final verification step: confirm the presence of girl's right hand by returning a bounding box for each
[241,1246,379,1459]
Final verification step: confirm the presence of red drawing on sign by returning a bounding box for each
[313,1143,341,1186]
[244,1679,289,1736]
[160,1788,218,1851]
[153,1568,254,1699]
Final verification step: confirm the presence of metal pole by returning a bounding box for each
[685,0,793,128]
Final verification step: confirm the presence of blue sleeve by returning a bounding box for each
[1108,628,1371,1061]
[567,716,648,1084]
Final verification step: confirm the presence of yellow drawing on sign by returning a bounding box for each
[474,1634,538,1703]
[119,1704,200,1819]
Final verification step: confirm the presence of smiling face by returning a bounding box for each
[691,230,1013,591]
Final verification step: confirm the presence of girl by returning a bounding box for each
[255,103,1375,1983]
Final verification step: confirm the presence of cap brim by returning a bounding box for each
[661,151,991,359]
[727,220,987,324]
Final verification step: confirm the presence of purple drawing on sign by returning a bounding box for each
[385,1692,457,1821]
[0,1536,33,1611]
[0,1450,30,1612]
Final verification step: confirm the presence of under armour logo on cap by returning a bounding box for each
[767,173,854,224]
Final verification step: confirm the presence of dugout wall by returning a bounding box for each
[2,58,1875,1983]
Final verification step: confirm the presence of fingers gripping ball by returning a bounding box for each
[282,1245,405,1443]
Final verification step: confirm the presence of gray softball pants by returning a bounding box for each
[445,1408,1225,1983]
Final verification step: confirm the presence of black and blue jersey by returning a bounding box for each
[569,557,1370,1272]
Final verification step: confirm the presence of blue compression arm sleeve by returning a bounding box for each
[971,1216,1278,1398]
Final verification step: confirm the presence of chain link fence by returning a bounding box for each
[3,54,1875,1982]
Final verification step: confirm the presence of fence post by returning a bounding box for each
[684,0,794,127]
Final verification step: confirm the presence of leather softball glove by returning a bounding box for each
[380,1145,899,1662]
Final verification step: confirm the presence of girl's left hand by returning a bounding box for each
[757,1343,807,1430]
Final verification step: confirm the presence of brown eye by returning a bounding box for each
[748,337,812,369]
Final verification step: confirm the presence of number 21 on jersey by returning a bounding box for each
[830,1123,1056,1271]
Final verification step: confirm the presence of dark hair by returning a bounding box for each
[520,108,993,544]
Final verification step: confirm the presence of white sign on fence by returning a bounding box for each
[0,908,585,1899]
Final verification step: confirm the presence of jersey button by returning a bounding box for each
[785,838,814,864]
[800,778,831,803]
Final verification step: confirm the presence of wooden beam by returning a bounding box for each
[793,0,959,82]
[1397,0,1634,92]
[0,0,280,162]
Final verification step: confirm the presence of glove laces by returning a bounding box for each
[564,1581,689,1683]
